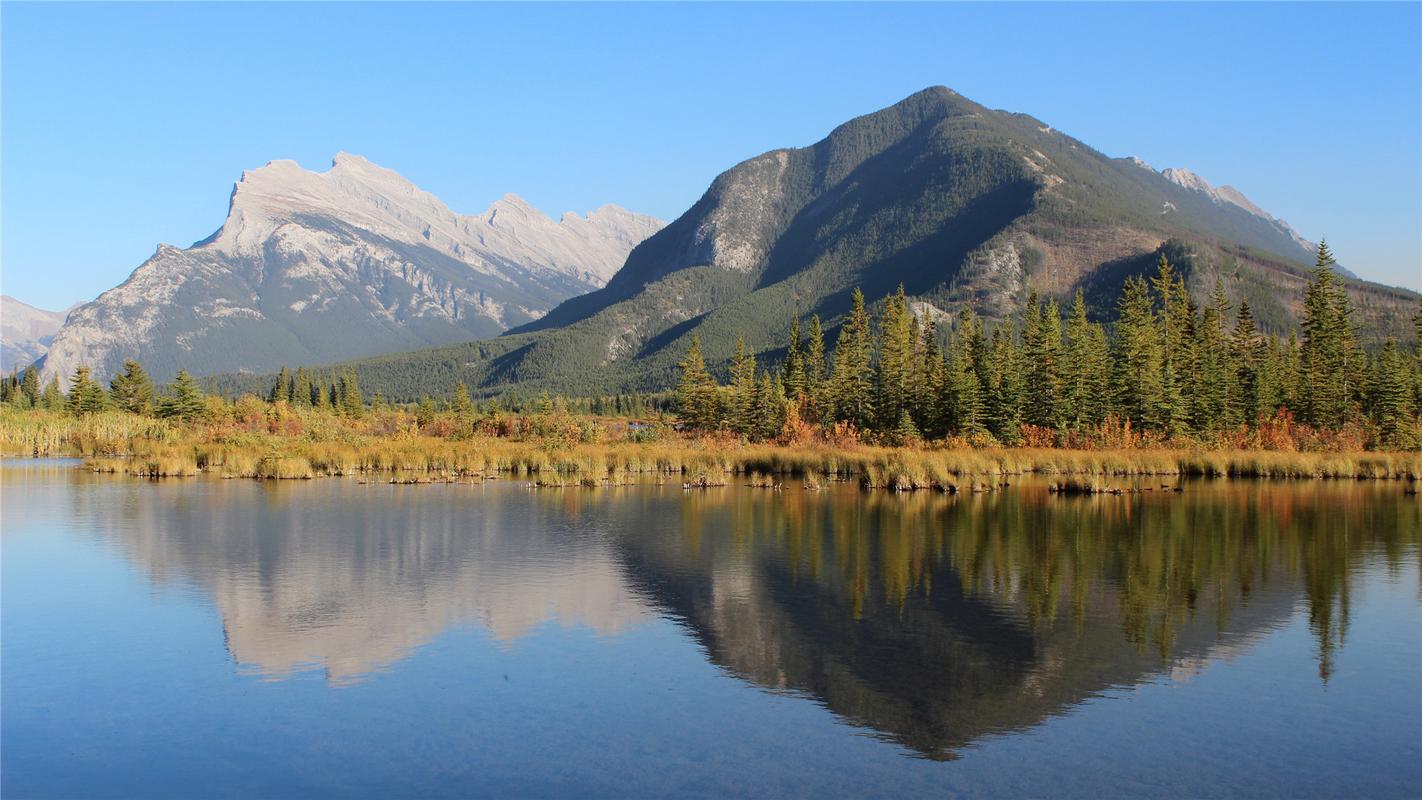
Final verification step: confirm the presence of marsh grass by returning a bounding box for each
[11,406,1418,488]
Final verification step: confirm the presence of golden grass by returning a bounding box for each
[9,406,1419,487]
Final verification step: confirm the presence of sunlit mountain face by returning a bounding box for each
[57,468,1415,755]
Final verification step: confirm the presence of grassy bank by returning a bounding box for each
[3,407,1417,488]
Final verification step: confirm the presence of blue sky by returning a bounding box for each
[2,2,1419,309]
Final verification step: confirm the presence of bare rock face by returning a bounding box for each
[0,296,71,372]
[39,154,662,385]
[1160,166,1316,255]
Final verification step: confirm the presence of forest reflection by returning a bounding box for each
[59,465,1416,758]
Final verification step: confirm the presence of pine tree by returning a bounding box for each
[1062,290,1106,428]
[66,366,107,416]
[1024,295,1064,428]
[157,370,207,421]
[752,371,784,441]
[292,368,313,407]
[109,360,154,415]
[1191,279,1237,432]
[984,325,1023,441]
[1299,242,1362,427]
[1373,341,1417,448]
[804,314,827,399]
[874,286,914,431]
[270,367,291,404]
[41,376,64,410]
[1230,300,1266,423]
[338,369,363,416]
[1112,276,1163,429]
[916,318,946,437]
[782,318,806,399]
[728,336,758,436]
[675,336,720,431]
[453,382,473,417]
[20,366,40,408]
[829,289,874,430]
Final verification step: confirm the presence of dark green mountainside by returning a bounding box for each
[214,87,1419,400]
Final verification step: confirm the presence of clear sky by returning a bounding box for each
[2,2,1419,310]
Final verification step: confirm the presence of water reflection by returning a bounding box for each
[19,463,1417,757]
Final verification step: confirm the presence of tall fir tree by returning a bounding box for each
[829,289,874,430]
[782,318,806,400]
[109,360,154,415]
[674,336,720,431]
[66,367,107,416]
[157,370,207,421]
[874,286,914,431]
[1112,276,1164,429]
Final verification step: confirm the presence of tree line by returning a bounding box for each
[676,243,1422,449]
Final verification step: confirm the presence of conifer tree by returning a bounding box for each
[1069,291,1097,429]
[728,336,758,436]
[109,360,154,415]
[1112,276,1163,428]
[984,326,1023,441]
[20,366,39,408]
[157,370,207,421]
[41,376,63,410]
[804,315,826,399]
[1024,295,1064,428]
[917,318,946,437]
[338,370,363,416]
[292,368,313,407]
[1230,300,1266,423]
[453,382,473,417]
[782,318,806,399]
[66,366,107,416]
[829,289,874,429]
[270,367,291,404]
[874,286,914,431]
[1299,240,1359,427]
[1191,279,1236,431]
[1372,341,1417,448]
[675,336,720,431]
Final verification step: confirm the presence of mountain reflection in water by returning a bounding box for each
[58,467,1418,759]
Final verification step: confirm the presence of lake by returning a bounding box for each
[2,459,1419,798]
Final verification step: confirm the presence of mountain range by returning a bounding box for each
[33,153,662,385]
[293,87,1418,400]
[19,86,1419,397]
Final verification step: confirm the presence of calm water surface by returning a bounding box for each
[2,459,1419,798]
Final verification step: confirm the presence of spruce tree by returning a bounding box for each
[728,336,758,436]
[338,370,363,416]
[874,286,914,431]
[292,368,313,407]
[1112,276,1163,429]
[1373,341,1416,448]
[1231,300,1266,424]
[782,318,806,399]
[109,360,154,415]
[66,366,107,416]
[829,289,874,429]
[675,336,719,431]
[1024,295,1064,428]
[158,370,207,421]
[41,376,64,410]
[984,326,1023,441]
[270,367,291,404]
[20,366,40,408]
